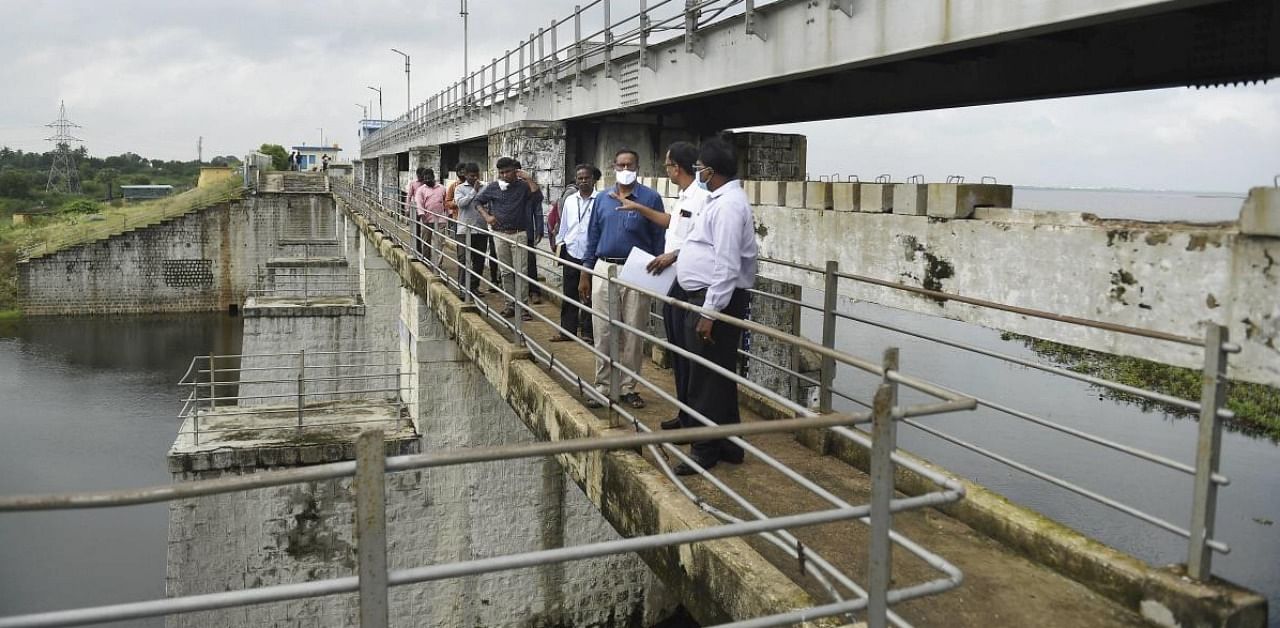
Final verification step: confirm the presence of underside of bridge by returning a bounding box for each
[643,0,1280,130]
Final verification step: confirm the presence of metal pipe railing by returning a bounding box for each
[338,179,1233,584]
[338,180,969,626]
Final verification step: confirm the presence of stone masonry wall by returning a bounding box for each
[487,120,567,201]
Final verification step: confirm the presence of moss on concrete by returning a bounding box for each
[1001,332,1280,441]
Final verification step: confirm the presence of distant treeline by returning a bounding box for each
[0,146,241,211]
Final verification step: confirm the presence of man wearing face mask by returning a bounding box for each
[669,138,756,475]
[612,141,709,430]
[578,148,666,409]
[474,156,542,320]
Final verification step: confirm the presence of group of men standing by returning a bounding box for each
[403,137,756,475]
[554,138,758,474]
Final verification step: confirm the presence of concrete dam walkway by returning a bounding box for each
[335,180,1264,627]
[4,173,1267,627]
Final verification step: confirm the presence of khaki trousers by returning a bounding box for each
[590,260,650,397]
[493,231,528,307]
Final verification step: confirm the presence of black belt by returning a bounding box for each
[600,257,627,264]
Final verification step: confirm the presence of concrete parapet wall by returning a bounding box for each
[344,200,833,626]
[750,202,1280,387]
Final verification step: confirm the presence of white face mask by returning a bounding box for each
[497,179,510,191]
[615,169,638,186]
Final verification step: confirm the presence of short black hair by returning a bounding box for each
[463,162,480,174]
[614,148,639,164]
[666,141,698,177]
[574,163,602,181]
[698,138,737,179]
[495,156,519,171]
[454,161,465,172]
[415,167,427,177]
[423,168,435,179]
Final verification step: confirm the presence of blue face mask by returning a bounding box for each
[694,167,710,191]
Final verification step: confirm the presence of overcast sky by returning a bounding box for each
[0,0,1275,192]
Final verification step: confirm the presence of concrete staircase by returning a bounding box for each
[261,172,329,194]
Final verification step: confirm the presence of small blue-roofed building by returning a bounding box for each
[291,145,342,171]
[120,184,174,201]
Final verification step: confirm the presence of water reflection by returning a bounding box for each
[0,313,241,626]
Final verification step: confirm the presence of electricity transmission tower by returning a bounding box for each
[45,101,83,194]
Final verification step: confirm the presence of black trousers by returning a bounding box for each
[457,232,491,290]
[673,285,748,461]
[559,247,593,339]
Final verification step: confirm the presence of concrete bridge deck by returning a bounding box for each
[342,199,1180,626]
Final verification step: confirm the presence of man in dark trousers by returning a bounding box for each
[669,138,757,474]
[551,164,601,343]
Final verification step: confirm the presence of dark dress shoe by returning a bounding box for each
[673,455,718,476]
[660,417,683,430]
[721,448,746,464]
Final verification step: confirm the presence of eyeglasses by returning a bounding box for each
[663,162,677,169]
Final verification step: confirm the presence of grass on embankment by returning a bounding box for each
[1002,332,1280,441]
[0,178,243,315]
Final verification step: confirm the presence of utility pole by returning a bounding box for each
[461,0,469,84]
[317,127,325,147]
[391,48,410,115]
[368,86,383,120]
[45,100,82,194]
[197,136,203,163]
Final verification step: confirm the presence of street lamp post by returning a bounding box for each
[390,48,411,115]
[317,127,325,147]
[461,1,469,83]
[355,103,368,119]
[367,86,383,120]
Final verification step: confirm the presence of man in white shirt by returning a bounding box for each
[669,137,758,475]
[613,141,709,431]
[552,164,601,342]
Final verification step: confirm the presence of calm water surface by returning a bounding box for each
[0,314,240,625]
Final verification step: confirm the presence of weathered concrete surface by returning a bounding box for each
[752,203,1280,387]
[336,193,1263,627]
[741,387,1267,628]
[19,192,341,316]
[1239,186,1279,237]
[926,184,1013,218]
[346,201,830,626]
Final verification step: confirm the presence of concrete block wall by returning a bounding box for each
[728,132,806,181]
[750,200,1280,387]
[18,193,325,316]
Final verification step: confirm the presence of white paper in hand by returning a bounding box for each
[617,247,676,296]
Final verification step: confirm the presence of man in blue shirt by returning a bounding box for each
[577,148,666,408]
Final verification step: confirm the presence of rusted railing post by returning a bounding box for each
[1187,324,1228,580]
[355,429,389,627]
[819,260,839,412]
[296,349,306,433]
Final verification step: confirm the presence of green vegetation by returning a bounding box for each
[1002,332,1280,440]
[0,155,244,314]
[258,143,290,171]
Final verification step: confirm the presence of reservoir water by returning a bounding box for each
[0,314,241,626]
[0,187,1273,625]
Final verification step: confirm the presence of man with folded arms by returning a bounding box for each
[475,157,542,320]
